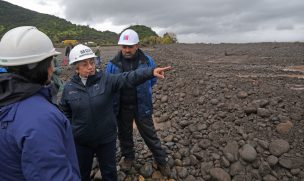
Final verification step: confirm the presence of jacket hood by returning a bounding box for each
[0,73,42,106]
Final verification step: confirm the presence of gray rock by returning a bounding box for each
[200,161,214,175]
[176,166,188,179]
[163,135,174,142]
[267,155,279,166]
[237,91,248,99]
[223,141,239,162]
[184,175,197,181]
[269,139,290,156]
[262,174,277,181]
[210,168,231,181]
[259,161,272,176]
[161,95,168,103]
[189,155,198,165]
[159,113,170,122]
[291,168,301,175]
[182,157,191,166]
[192,89,200,97]
[175,159,183,166]
[230,161,245,176]
[198,139,211,149]
[252,99,269,108]
[239,144,257,162]
[257,108,271,118]
[276,121,293,134]
[257,139,269,149]
[139,162,153,178]
[210,99,219,105]
[244,106,257,114]
[221,156,230,167]
[278,156,304,169]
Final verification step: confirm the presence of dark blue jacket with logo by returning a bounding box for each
[106,49,157,119]
[0,73,80,181]
[60,68,154,146]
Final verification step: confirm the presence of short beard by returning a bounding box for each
[123,53,133,59]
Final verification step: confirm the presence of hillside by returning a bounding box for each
[0,1,157,46]
[0,1,165,46]
[0,0,119,45]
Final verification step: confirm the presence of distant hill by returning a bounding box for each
[122,25,158,41]
[0,0,161,45]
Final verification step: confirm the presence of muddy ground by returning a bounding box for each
[58,43,304,181]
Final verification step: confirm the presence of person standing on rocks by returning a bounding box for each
[95,45,102,69]
[106,29,171,177]
[50,55,64,104]
[0,26,80,181]
[60,43,171,181]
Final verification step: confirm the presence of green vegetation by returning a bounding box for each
[0,0,117,45]
[0,1,177,46]
[125,25,178,45]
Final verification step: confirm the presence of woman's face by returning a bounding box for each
[76,58,96,78]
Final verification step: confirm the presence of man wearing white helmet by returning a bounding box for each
[60,43,171,181]
[106,29,171,177]
[0,26,81,181]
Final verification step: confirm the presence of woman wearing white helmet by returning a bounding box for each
[0,26,81,181]
[60,44,171,181]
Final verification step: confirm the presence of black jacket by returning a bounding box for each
[106,49,157,118]
[60,69,154,146]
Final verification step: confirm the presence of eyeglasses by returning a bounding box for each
[78,59,95,67]
[122,45,135,49]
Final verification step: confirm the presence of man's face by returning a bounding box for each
[76,58,96,78]
[121,44,138,59]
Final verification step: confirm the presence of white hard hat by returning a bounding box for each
[118,29,139,45]
[69,44,97,65]
[0,26,60,66]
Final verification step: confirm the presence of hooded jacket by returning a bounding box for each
[60,68,154,146]
[106,49,157,118]
[0,73,80,181]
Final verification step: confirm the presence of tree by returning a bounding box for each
[161,32,178,44]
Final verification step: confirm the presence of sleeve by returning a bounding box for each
[59,87,72,120]
[54,59,62,75]
[106,61,113,73]
[148,56,157,88]
[19,112,80,181]
[109,67,154,92]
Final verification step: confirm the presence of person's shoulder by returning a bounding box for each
[17,95,64,124]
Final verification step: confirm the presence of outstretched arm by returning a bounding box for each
[109,66,172,92]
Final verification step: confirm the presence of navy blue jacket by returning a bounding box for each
[0,74,80,181]
[106,49,157,118]
[60,68,154,146]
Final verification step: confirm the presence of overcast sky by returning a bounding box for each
[4,0,304,43]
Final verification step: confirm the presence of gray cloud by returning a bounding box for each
[58,0,304,43]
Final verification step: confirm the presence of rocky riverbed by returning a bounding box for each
[59,43,304,181]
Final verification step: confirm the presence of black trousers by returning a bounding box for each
[75,140,117,181]
[117,107,167,164]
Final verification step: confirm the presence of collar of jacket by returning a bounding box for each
[71,71,103,87]
[111,49,150,69]
[0,73,42,106]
